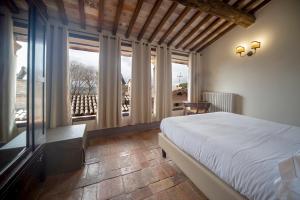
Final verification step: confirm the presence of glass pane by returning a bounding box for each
[0,10,28,171]
[121,55,132,117]
[151,55,156,115]
[172,63,189,110]
[69,49,99,121]
[33,13,47,146]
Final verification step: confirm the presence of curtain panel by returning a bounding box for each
[188,52,203,102]
[46,24,72,128]
[131,41,152,124]
[97,34,122,129]
[0,8,17,143]
[155,45,172,121]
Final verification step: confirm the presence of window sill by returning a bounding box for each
[72,113,131,123]
[16,121,27,128]
[72,115,96,122]
[172,107,184,111]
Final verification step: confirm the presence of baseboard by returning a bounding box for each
[87,121,161,139]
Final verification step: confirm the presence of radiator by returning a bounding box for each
[202,92,235,113]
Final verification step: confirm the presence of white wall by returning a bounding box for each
[202,0,300,126]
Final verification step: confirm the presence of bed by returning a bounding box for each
[159,112,300,200]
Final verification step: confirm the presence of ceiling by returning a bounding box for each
[12,0,271,52]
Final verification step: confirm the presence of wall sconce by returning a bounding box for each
[236,46,245,56]
[235,41,261,57]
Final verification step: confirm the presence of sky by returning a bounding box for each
[69,49,133,83]
[172,63,189,89]
[121,56,132,83]
[69,49,99,68]
[16,41,28,76]
[64,49,189,90]
[17,46,189,88]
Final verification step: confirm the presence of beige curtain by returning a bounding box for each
[131,41,152,124]
[155,45,172,121]
[97,34,122,129]
[188,52,203,102]
[46,24,72,128]
[0,8,17,143]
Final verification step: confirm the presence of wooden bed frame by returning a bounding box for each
[158,132,247,200]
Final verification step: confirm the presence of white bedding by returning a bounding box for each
[160,112,300,200]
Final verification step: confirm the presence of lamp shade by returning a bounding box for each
[236,46,245,54]
[251,41,261,49]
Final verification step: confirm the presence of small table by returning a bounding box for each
[45,124,87,175]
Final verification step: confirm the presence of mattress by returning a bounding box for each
[160,112,300,200]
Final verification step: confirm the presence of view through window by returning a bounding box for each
[121,55,132,117]
[151,53,156,115]
[172,63,189,110]
[69,49,99,120]
[15,40,28,127]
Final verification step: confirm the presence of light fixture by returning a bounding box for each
[236,46,245,57]
[251,41,261,51]
[236,41,261,57]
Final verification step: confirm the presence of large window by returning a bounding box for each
[171,54,189,110]
[151,52,156,115]
[69,49,99,120]
[15,40,28,127]
[121,52,132,117]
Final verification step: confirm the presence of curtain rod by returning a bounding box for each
[68,29,190,55]
[15,17,192,55]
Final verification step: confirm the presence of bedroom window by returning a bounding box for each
[69,48,99,121]
[151,50,156,115]
[15,37,28,130]
[171,55,189,111]
[121,45,132,118]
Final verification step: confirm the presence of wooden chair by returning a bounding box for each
[183,102,211,115]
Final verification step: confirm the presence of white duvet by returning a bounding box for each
[160,112,300,200]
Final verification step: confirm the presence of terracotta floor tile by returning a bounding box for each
[40,188,83,200]
[97,176,124,200]
[122,170,144,193]
[129,186,153,200]
[149,177,175,194]
[87,162,100,178]
[39,129,208,200]
[82,184,97,200]
[177,181,207,200]
[110,193,132,200]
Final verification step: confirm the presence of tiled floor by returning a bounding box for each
[38,129,208,200]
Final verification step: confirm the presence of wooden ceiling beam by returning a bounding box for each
[55,0,68,25]
[232,0,247,8]
[196,0,271,52]
[126,0,144,38]
[182,17,221,50]
[148,2,178,43]
[158,7,191,45]
[190,21,231,51]
[3,0,19,14]
[249,0,271,14]
[167,11,202,46]
[112,0,124,35]
[181,0,244,50]
[171,0,255,27]
[167,0,228,46]
[242,0,259,12]
[98,0,105,32]
[78,0,86,29]
[137,0,163,41]
[175,14,213,49]
[197,24,236,52]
